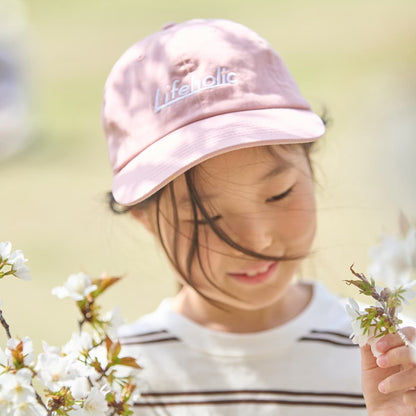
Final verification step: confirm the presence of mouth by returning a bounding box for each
[228,262,278,285]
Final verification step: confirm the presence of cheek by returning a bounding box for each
[192,227,225,268]
[159,220,219,275]
[280,187,317,245]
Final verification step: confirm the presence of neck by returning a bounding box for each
[172,283,313,333]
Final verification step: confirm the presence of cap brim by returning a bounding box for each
[112,107,325,205]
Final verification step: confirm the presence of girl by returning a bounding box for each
[102,18,416,415]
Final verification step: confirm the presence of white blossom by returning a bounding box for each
[0,241,12,261]
[68,387,108,416]
[7,249,31,280]
[35,341,96,400]
[40,340,60,356]
[52,272,97,301]
[10,399,47,416]
[345,297,361,319]
[0,368,36,404]
[399,280,416,306]
[62,332,93,357]
[35,348,90,392]
[102,306,124,337]
[87,344,108,382]
[81,387,109,416]
[0,386,9,416]
[6,337,34,367]
[13,265,31,280]
[345,298,373,347]
[0,345,7,368]
[69,376,91,400]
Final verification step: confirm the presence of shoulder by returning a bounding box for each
[117,298,180,345]
[301,281,355,334]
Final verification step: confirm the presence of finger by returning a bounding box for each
[377,345,414,368]
[379,366,416,394]
[361,344,378,371]
[403,389,416,406]
[374,327,416,354]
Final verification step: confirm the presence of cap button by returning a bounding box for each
[161,22,177,30]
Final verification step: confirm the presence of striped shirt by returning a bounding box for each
[119,282,366,415]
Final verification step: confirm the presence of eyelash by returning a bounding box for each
[193,187,294,225]
[266,186,294,203]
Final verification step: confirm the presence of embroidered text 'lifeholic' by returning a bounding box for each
[154,67,237,113]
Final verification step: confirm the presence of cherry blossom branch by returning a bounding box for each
[345,222,416,354]
[0,242,142,415]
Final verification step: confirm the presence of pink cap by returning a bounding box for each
[102,18,325,205]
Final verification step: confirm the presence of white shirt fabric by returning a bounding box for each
[119,282,367,415]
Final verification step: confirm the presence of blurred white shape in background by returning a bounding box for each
[367,70,416,219]
[380,87,416,216]
[0,0,32,160]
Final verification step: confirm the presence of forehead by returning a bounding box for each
[171,145,305,205]
[197,145,293,180]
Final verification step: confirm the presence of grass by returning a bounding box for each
[1,0,415,349]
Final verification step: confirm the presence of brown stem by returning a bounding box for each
[349,264,367,281]
[97,364,110,382]
[0,309,11,339]
[78,319,85,332]
[35,391,49,413]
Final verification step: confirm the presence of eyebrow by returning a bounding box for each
[259,161,293,181]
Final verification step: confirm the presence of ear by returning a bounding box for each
[130,208,155,234]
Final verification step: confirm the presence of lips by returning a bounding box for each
[228,262,278,285]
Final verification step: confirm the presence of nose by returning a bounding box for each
[231,216,274,253]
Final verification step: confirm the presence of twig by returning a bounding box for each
[0,309,11,339]
[34,391,49,414]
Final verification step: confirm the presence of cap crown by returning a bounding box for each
[102,19,311,174]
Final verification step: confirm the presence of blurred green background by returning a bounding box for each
[1,0,415,350]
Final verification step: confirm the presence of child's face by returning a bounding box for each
[147,145,316,312]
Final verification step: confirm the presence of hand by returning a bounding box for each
[361,327,416,415]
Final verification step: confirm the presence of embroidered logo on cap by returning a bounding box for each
[154,66,237,113]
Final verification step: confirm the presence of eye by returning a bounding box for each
[196,215,222,226]
[266,186,293,203]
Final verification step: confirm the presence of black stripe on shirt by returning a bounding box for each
[298,337,357,347]
[142,389,364,399]
[119,329,181,345]
[121,336,181,345]
[119,329,170,338]
[134,389,365,408]
[310,329,352,339]
[298,329,357,347]
[134,399,366,408]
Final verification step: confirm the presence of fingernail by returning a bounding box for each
[376,355,387,367]
[376,340,387,353]
[378,381,386,394]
